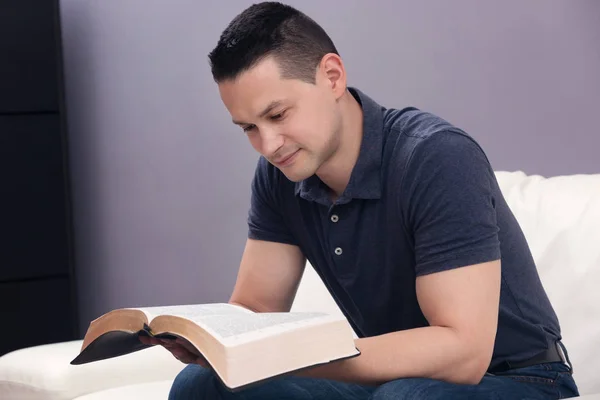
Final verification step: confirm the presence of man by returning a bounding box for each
[142,2,579,399]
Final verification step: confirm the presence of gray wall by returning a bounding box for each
[59,0,600,334]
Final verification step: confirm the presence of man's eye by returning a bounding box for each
[270,111,285,120]
[243,124,256,132]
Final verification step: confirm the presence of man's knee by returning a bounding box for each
[369,378,457,400]
[168,364,221,400]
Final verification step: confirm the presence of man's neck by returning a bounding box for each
[316,90,364,200]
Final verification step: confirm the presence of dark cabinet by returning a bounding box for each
[0,0,78,355]
[0,115,70,281]
[0,0,60,113]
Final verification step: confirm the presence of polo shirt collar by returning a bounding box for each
[295,87,383,205]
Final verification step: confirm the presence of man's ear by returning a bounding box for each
[319,53,347,99]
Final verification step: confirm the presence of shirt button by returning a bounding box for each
[334,247,343,256]
[330,214,339,223]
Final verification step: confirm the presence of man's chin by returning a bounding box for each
[280,171,312,183]
[278,165,316,183]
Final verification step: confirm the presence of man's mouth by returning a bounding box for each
[274,150,300,167]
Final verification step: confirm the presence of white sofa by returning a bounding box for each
[1,170,599,399]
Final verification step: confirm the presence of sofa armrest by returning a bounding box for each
[0,340,185,400]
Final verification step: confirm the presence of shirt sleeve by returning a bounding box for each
[400,131,501,276]
[247,157,298,246]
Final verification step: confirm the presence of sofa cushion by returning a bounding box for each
[0,340,184,400]
[72,380,173,400]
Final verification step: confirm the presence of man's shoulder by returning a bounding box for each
[383,106,465,141]
[379,107,494,199]
[382,107,487,166]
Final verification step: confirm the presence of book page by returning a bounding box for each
[133,302,251,321]
[199,312,329,339]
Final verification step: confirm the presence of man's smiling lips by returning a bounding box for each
[273,150,300,167]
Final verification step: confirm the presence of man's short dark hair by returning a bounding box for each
[208,2,339,84]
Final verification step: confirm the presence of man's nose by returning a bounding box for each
[260,128,284,157]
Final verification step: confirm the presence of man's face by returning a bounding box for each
[218,57,342,182]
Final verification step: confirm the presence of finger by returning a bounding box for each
[175,338,202,356]
[157,343,208,367]
[175,351,201,365]
[162,343,189,357]
[139,336,161,346]
[138,336,200,365]
[160,340,179,349]
[157,341,183,354]
[195,357,210,369]
[173,339,209,366]
[167,344,208,366]
[170,346,190,359]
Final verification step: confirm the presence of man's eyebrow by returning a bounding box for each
[232,100,285,126]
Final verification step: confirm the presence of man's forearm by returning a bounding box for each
[296,325,492,386]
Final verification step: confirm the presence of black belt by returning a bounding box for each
[488,341,572,374]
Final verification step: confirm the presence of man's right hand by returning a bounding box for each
[139,336,210,368]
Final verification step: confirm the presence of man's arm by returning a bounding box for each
[298,130,504,385]
[297,259,501,385]
[229,238,306,313]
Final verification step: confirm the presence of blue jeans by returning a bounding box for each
[168,362,579,399]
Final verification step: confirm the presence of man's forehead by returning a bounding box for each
[220,82,286,101]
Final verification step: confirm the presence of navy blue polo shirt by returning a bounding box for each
[246,87,562,370]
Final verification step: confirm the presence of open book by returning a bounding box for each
[71,303,360,391]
